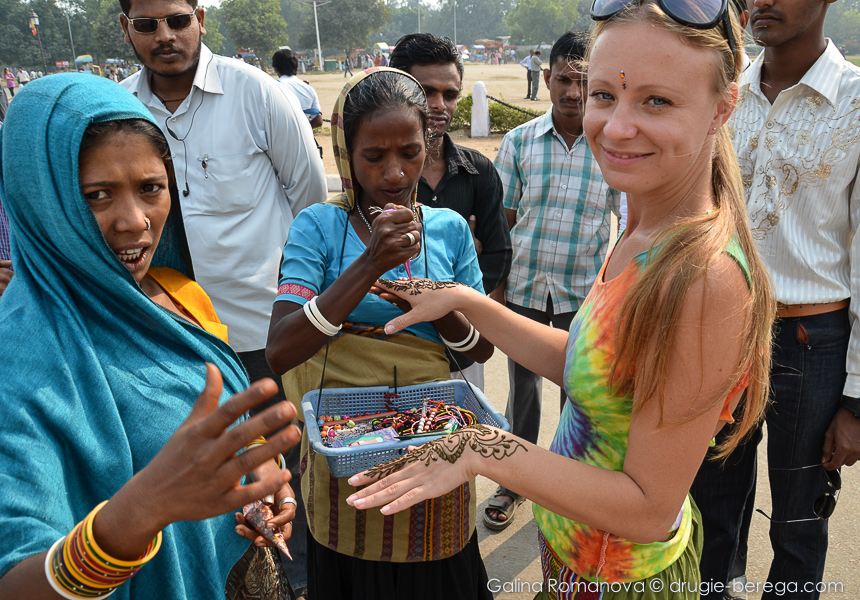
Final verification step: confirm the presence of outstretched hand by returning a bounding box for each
[373,278,468,334]
[127,364,302,530]
[345,425,527,516]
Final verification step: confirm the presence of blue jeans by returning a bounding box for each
[690,309,849,600]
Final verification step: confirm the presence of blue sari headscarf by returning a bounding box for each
[0,74,250,598]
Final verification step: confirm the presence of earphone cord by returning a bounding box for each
[164,52,213,197]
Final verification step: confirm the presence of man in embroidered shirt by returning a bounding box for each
[119,1,326,596]
[390,33,512,388]
[690,0,860,597]
[489,30,620,529]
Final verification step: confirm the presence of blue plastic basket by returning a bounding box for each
[302,379,510,479]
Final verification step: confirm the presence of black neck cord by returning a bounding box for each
[163,52,213,197]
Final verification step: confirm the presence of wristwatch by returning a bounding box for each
[840,395,860,419]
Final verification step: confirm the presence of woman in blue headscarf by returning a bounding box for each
[0,75,300,599]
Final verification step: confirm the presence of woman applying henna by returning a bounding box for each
[265,68,494,600]
[350,2,776,597]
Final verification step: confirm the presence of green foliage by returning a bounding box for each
[449,92,543,133]
[416,0,514,47]
[450,93,473,130]
[92,0,133,63]
[298,0,390,51]
[824,2,860,55]
[0,0,108,70]
[279,0,309,46]
[201,7,226,55]
[506,0,580,46]
[487,96,543,132]
[221,0,288,59]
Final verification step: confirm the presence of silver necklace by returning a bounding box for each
[354,201,419,233]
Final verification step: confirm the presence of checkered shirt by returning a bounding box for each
[495,108,620,313]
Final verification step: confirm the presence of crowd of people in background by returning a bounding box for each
[1,0,858,599]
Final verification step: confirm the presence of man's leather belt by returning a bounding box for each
[776,299,849,318]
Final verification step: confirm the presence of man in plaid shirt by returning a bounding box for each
[487,30,621,530]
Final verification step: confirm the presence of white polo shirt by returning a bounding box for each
[122,44,327,352]
[278,75,323,119]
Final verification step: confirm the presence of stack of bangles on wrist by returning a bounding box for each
[303,296,342,337]
[440,323,480,353]
[45,501,162,599]
[246,436,285,470]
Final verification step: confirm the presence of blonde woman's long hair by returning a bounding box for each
[590,2,776,459]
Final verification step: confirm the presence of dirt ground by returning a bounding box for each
[310,63,859,599]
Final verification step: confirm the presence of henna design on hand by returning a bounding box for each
[364,424,527,479]
[377,278,463,296]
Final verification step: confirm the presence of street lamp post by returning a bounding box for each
[65,2,77,70]
[453,0,457,47]
[298,0,331,71]
[29,10,48,75]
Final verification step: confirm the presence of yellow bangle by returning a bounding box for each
[84,501,163,570]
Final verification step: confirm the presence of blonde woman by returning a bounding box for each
[349,0,776,596]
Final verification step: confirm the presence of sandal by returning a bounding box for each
[483,488,525,531]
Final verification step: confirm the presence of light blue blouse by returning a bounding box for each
[276,203,483,343]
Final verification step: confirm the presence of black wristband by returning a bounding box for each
[840,395,860,419]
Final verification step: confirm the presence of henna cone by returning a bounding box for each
[242,501,293,560]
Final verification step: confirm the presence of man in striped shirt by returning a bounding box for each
[691,0,860,596]
[487,30,621,529]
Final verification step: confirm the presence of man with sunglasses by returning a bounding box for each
[687,0,860,597]
[118,1,326,598]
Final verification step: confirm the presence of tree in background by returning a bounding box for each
[824,0,860,55]
[298,0,391,52]
[93,0,134,62]
[280,0,309,48]
[506,0,580,46]
[201,6,226,55]
[221,0,288,59]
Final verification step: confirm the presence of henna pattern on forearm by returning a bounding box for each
[377,278,463,296]
[364,424,527,479]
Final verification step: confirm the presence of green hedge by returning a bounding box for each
[450,93,544,133]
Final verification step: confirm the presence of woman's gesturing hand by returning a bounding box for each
[122,364,301,531]
[364,204,422,275]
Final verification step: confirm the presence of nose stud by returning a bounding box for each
[399,171,404,177]
[144,217,151,231]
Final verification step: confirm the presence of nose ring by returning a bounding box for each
[144,217,151,231]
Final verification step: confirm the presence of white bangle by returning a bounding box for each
[45,537,118,600]
[308,296,342,334]
[303,297,341,337]
[440,324,480,352]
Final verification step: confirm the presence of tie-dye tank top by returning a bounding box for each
[533,237,750,583]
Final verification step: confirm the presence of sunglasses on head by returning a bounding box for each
[756,465,841,524]
[126,11,198,34]
[591,0,737,63]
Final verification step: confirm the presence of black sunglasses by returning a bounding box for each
[591,0,737,66]
[756,465,841,524]
[126,11,198,34]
